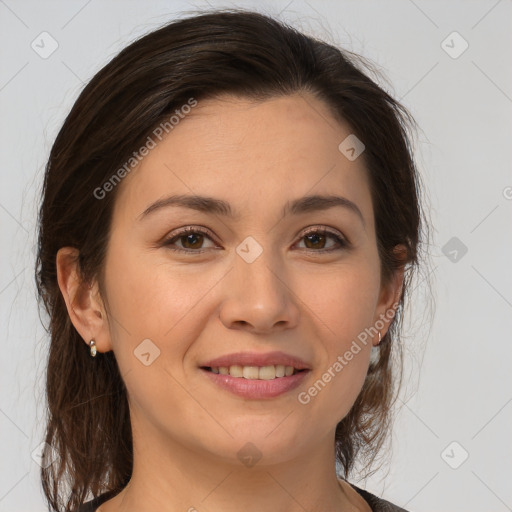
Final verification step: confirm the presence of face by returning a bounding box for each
[87,93,400,466]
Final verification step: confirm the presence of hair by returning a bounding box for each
[35,8,429,512]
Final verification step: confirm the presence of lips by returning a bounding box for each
[199,351,311,398]
[201,351,311,371]
[201,365,310,399]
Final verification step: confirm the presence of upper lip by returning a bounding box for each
[201,351,311,370]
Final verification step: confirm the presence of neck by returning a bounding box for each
[99,415,368,512]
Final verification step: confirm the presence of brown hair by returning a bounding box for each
[35,9,429,511]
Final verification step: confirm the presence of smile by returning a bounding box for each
[203,364,304,379]
[200,366,310,399]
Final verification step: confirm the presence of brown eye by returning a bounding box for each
[163,227,217,253]
[162,226,348,254]
[304,232,327,249]
[179,232,204,249]
[297,228,347,252]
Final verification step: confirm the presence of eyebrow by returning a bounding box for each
[138,193,365,227]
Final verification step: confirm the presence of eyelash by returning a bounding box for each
[162,226,349,254]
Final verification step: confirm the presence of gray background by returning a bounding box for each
[1,0,511,510]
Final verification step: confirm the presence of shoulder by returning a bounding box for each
[349,482,411,512]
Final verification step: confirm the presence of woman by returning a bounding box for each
[35,9,427,512]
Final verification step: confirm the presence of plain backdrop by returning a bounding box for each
[0,1,511,511]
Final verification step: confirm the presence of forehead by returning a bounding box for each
[113,93,373,225]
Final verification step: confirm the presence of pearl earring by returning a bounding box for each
[369,331,382,367]
[89,340,97,357]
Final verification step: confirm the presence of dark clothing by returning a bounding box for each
[353,484,409,511]
[77,483,409,511]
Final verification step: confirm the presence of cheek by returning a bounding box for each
[101,247,216,425]
[103,244,220,362]
[301,260,380,345]
[296,262,379,416]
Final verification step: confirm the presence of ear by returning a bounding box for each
[56,247,112,354]
[373,244,407,346]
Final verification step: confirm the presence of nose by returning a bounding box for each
[218,249,300,334]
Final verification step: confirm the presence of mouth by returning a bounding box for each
[201,364,306,380]
[199,351,311,399]
[199,358,310,399]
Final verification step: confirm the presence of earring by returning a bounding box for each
[369,331,382,367]
[89,340,97,358]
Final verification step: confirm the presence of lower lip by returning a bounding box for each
[200,368,310,399]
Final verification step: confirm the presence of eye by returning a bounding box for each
[162,226,218,253]
[162,226,349,254]
[294,227,348,252]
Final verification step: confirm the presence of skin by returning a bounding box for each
[57,92,405,512]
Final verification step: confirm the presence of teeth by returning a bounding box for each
[229,365,243,378]
[242,366,260,379]
[258,365,276,380]
[209,364,300,379]
[275,365,285,378]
